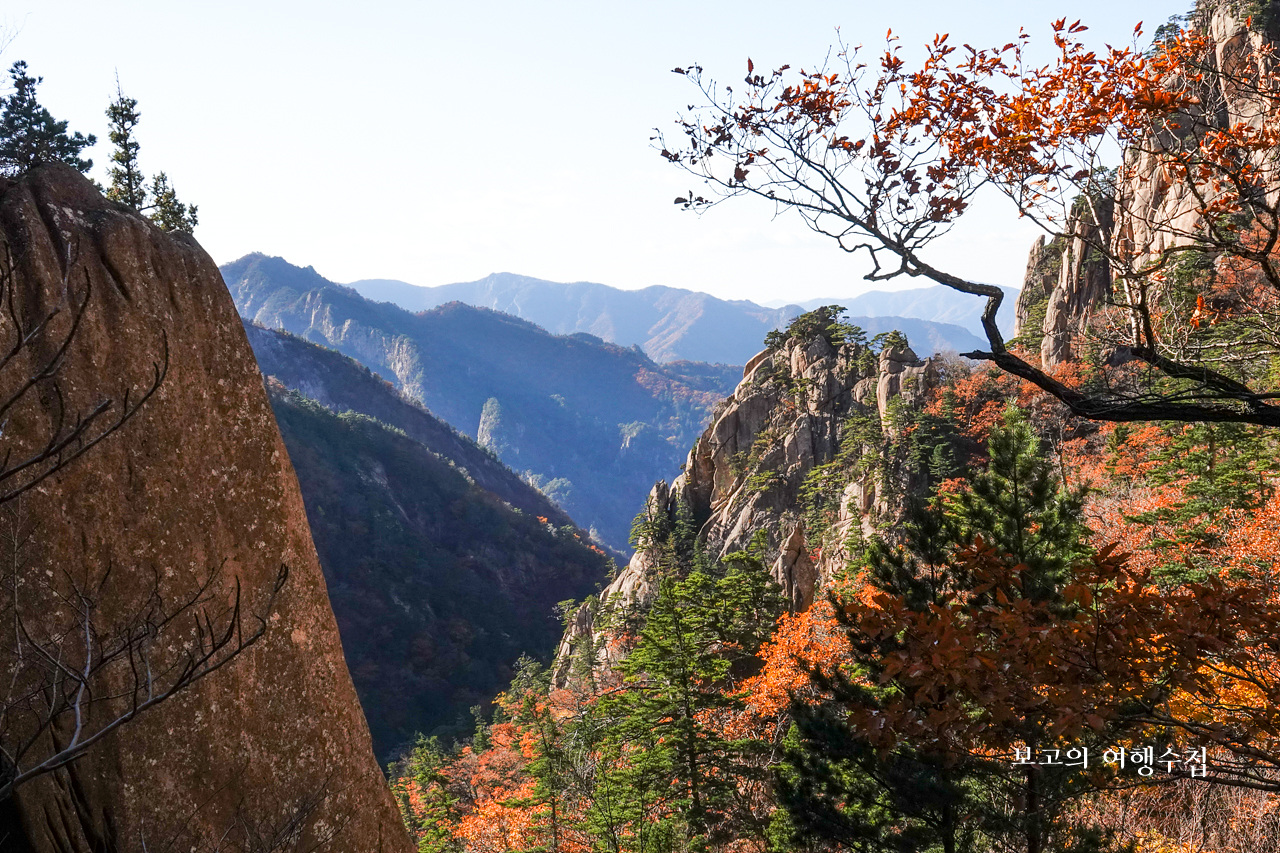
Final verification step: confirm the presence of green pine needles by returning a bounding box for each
[0,61,95,177]
[105,83,198,234]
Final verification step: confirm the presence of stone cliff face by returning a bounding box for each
[1037,201,1113,369]
[554,326,937,684]
[0,166,409,851]
[1117,4,1273,264]
[1015,3,1268,368]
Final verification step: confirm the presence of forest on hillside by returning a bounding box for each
[390,308,1280,851]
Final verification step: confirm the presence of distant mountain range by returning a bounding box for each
[224,254,739,553]
[347,272,1014,364]
[783,287,1020,337]
[248,323,612,756]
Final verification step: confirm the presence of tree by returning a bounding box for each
[946,406,1091,602]
[0,61,95,176]
[104,84,199,234]
[581,498,786,852]
[775,407,1107,853]
[148,171,199,234]
[658,11,1280,427]
[105,81,146,208]
[392,735,463,853]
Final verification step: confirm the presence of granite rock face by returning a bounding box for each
[1018,4,1272,369]
[0,166,410,852]
[1039,202,1113,369]
[1012,235,1057,343]
[553,326,936,685]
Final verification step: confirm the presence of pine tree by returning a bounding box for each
[947,404,1090,602]
[1128,421,1276,582]
[518,697,570,853]
[0,61,95,176]
[630,573,729,847]
[105,83,147,208]
[393,735,462,853]
[148,172,198,234]
[778,404,1100,853]
[593,497,785,851]
[103,85,198,234]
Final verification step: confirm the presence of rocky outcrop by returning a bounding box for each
[1118,4,1275,264]
[1013,235,1058,344]
[0,166,409,851]
[1039,201,1113,368]
[1022,3,1274,369]
[553,323,937,686]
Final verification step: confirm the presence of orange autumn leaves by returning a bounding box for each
[394,694,595,853]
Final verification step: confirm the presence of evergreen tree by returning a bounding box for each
[594,497,785,851]
[518,697,571,853]
[778,405,1102,853]
[1126,421,1276,582]
[947,405,1090,602]
[773,717,980,853]
[105,82,146,208]
[394,735,462,853]
[0,61,95,176]
[147,171,198,234]
[103,84,198,233]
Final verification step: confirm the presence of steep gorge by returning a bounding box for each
[246,323,613,757]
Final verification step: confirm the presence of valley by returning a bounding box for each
[5,2,1280,852]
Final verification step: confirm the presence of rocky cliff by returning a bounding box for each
[0,166,409,851]
[1032,201,1113,369]
[1014,3,1269,368]
[554,316,939,684]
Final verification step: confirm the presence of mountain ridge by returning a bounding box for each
[344,268,1001,363]
[224,254,740,552]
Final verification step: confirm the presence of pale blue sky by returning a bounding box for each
[2,0,1183,303]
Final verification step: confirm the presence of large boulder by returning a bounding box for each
[0,165,410,851]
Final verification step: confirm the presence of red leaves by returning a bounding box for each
[775,534,1280,773]
[1190,293,1209,328]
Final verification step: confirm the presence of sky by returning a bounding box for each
[1,0,1182,305]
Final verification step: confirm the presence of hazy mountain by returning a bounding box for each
[786,284,1021,340]
[224,254,740,552]
[348,272,990,363]
[244,321,582,529]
